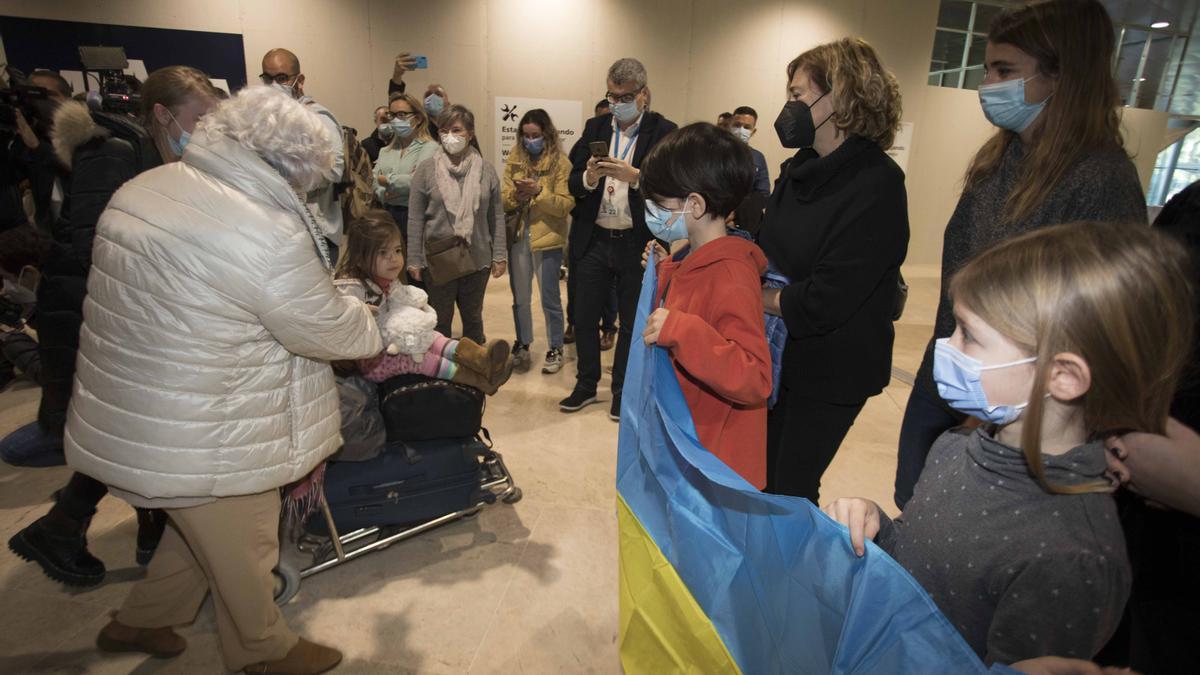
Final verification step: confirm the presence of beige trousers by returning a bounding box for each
[117,490,298,670]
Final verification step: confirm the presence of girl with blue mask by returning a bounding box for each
[893,0,1148,511]
[825,221,1194,664]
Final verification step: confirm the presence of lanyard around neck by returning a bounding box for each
[612,121,640,162]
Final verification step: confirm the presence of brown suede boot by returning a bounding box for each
[454,338,510,382]
[96,618,187,658]
[451,361,499,395]
[243,637,342,675]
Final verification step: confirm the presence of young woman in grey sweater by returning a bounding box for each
[824,222,1194,666]
[894,0,1148,510]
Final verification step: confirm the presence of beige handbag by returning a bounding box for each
[425,235,476,285]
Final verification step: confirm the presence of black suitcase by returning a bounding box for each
[378,374,484,441]
[308,437,487,535]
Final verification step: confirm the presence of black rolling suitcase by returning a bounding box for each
[308,437,489,535]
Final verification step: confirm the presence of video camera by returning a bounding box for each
[0,66,55,137]
[80,46,140,115]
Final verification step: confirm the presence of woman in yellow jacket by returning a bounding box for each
[502,109,574,373]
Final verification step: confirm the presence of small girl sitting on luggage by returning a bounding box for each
[822,222,1195,665]
[334,211,512,394]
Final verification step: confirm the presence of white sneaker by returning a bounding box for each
[541,348,563,374]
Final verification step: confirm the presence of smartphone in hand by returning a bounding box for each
[414,55,428,69]
[589,141,609,159]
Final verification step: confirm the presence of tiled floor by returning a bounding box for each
[0,264,941,674]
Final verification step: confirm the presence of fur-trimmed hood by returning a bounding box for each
[51,101,108,167]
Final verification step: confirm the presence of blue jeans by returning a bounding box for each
[508,235,565,349]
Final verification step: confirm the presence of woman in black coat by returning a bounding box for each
[757,38,909,502]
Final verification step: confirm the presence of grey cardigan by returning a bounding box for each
[406,154,506,272]
[876,427,1130,665]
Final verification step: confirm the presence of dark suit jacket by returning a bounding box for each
[566,111,677,260]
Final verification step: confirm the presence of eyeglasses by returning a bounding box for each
[259,72,299,85]
[605,87,644,105]
[382,110,417,121]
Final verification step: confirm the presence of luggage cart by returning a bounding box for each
[273,445,521,606]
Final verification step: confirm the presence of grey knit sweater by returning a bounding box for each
[915,139,1146,395]
[406,155,506,272]
[876,427,1130,665]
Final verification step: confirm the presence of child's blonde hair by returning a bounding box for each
[950,222,1195,494]
[335,209,402,282]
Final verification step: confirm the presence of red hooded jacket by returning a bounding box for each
[654,236,772,489]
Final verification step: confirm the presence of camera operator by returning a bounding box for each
[8,65,221,588]
[1,68,66,231]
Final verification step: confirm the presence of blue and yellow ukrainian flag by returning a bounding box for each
[616,261,989,674]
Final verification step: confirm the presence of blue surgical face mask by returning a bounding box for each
[523,136,544,155]
[932,337,1037,425]
[166,109,190,157]
[424,94,445,117]
[612,99,640,124]
[389,118,414,139]
[377,123,395,141]
[731,126,752,143]
[644,199,690,242]
[978,75,1049,133]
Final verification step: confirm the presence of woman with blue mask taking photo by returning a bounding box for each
[374,92,438,261]
[893,0,1146,511]
[502,109,574,374]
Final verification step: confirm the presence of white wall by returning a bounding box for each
[0,0,1167,264]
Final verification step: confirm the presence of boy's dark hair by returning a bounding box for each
[641,122,754,218]
[732,105,758,120]
[0,225,53,276]
[335,209,402,282]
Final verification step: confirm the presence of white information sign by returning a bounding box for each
[493,96,584,166]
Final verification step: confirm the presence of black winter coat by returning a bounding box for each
[566,111,677,259]
[757,135,909,404]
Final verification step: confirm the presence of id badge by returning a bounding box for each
[600,185,620,218]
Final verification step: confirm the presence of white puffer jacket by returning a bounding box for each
[63,130,382,500]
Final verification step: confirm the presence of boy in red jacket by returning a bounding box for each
[639,123,772,488]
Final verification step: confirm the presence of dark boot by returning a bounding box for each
[243,638,342,675]
[8,513,105,586]
[96,618,187,658]
[135,509,168,566]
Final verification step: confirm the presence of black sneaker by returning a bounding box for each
[559,388,598,412]
[512,342,532,373]
[8,515,106,587]
[609,395,622,422]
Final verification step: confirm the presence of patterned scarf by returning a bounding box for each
[433,146,483,241]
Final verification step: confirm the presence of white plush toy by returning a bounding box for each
[378,283,439,358]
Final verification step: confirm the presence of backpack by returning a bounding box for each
[337,125,378,224]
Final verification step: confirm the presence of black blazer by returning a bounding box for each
[757,135,909,404]
[567,111,677,259]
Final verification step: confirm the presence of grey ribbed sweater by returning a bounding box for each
[915,139,1146,396]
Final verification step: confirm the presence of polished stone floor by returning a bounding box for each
[0,264,940,674]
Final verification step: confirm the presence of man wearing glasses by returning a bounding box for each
[561,57,677,420]
[260,48,346,253]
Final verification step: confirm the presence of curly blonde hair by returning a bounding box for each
[787,38,902,150]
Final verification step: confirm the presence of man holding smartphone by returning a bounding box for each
[561,57,677,420]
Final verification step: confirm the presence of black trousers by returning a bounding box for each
[766,386,865,503]
[426,268,490,344]
[572,230,643,397]
[893,353,964,510]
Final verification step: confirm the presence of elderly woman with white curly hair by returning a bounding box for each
[63,86,380,675]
